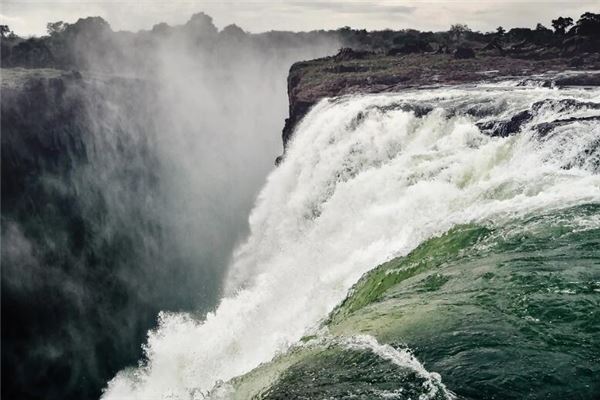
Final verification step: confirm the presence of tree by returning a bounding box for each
[151,22,171,35]
[449,23,471,43]
[47,21,66,36]
[221,24,246,40]
[573,12,600,36]
[0,25,10,38]
[496,26,505,36]
[551,17,573,34]
[185,12,218,37]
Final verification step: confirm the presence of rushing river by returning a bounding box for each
[104,81,600,399]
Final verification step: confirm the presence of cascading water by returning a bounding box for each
[103,82,600,399]
[1,30,339,399]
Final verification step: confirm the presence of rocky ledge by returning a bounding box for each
[277,49,600,163]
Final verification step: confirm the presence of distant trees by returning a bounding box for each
[549,13,599,37]
[151,22,171,35]
[47,21,67,36]
[184,12,218,40]
[2,11,599,70]
[0,25,16,62]
[573,12,600,36]
[0,24,17,39]
[449,23,471,43]
[64,17,111,39]
[0,25,10,38]
[551,17,573,34]
[526,23,554,45]
[10,38,54,67]
[220,24,246,40]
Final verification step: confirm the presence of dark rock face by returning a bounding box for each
[478,98,600,140]
[1,71,218,400]
[534,116,600,136]
[454,47,476,59]
[555,72,600,86]
[477,110,532,137]
[1,72,157,400]
[282,100,315,149]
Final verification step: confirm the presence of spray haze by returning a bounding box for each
[4,7,599,400]
[1,11,340,400]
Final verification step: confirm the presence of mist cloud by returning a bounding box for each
[1,11,340,399]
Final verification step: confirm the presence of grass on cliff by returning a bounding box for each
[290,53,582,103]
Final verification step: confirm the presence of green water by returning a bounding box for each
[230,204,600,399]
[260,345,447,400]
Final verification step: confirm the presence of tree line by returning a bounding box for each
[1,11,598,70]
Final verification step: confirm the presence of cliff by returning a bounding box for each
[278,49,600,162]
[1,69,172,400]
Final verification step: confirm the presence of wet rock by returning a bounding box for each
[281,100,315,149]
[534,116,600,137]
[531,98,600,112]
[554,73,600,87]
[477,110,532,137]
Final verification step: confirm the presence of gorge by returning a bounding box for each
[1,10,599,400]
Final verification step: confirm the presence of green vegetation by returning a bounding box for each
[1,12,598,71]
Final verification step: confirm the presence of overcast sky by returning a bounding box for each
[1,0,596,37]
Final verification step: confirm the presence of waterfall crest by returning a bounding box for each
[103,83,600,399]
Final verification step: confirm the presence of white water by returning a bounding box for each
[103,84,600,399]
[337,335,451,399]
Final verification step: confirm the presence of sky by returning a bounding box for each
[1,0,597,37]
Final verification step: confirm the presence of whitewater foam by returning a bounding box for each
[103,83,600,399]
[339,335,452,399]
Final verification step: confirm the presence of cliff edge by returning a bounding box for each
[278,49,600,163]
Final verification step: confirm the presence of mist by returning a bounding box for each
[1,12,339,400]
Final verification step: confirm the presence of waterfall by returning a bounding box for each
[103,82,600,399]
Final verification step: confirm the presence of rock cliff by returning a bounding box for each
[278,49,600,163]
[1,69,174,400]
